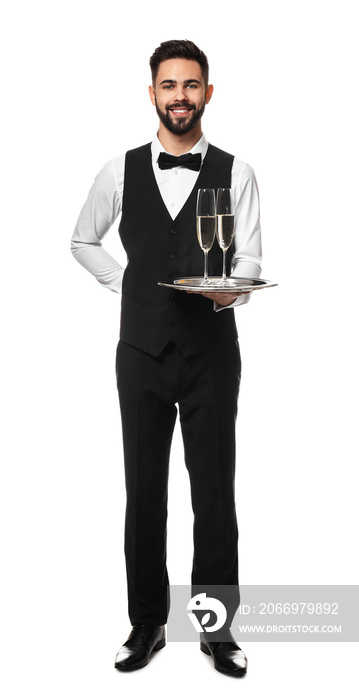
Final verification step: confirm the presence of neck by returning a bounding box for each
[157,121,202,155]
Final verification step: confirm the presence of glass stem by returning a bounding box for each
[204,251,209,281]
[222,249,227,280]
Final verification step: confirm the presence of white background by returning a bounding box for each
[1,0,358,697]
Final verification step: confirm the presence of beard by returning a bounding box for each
[155,97,206,135]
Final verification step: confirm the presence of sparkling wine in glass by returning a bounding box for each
[196,188,216,283]
[216,188,234,284]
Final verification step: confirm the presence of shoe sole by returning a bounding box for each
[200,641,247,677]
[114,637,166,672]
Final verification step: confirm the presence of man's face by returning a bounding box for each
[149,59,213,136]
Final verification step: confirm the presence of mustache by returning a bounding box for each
[166,102,195,111]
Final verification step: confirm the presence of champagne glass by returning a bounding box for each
[196,188,216,284]
[216,188,234,285]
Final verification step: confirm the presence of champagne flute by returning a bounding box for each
[216,188,234,285]
[196,188,216,284]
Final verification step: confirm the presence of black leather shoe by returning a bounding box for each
[114,624,166,672]
[200,630,247,676]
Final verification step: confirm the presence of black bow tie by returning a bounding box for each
[158,152,202,172]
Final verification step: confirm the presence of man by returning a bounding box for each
[71,39,262,676]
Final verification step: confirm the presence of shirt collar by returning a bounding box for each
[151,133,209,166]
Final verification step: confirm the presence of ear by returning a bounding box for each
[149,85,156,106]
[205,84,214,105]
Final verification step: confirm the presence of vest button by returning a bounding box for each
[170,228,177,235]
[169,252,176,259]
[169,300,175,307]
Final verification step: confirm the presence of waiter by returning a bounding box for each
[71,39,262,677]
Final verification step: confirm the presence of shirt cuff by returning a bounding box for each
[213,292,252,312]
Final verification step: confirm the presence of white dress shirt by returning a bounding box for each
[71,134,262,310]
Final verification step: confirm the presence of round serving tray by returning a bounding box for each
[158,277,277,293]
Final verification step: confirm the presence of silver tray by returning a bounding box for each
[158,277,277,292]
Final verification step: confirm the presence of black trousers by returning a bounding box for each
[115,339,241,626]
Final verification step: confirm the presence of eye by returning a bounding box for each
[162,84,174,90]
[186,83,198,89]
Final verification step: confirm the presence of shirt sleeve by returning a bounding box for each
[70,156,125,293]
[214,158,262,312]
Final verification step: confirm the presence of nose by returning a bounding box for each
[173,83,188,102]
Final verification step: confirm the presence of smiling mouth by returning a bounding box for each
[168,106,194,117]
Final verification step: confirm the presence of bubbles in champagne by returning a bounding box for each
[196,215,216,252]
[216,214,234,251]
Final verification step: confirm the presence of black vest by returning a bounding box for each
[118,142,238,357]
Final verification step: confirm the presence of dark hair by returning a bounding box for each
[149,39,209,87]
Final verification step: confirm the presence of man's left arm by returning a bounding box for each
[188,160,262,308]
